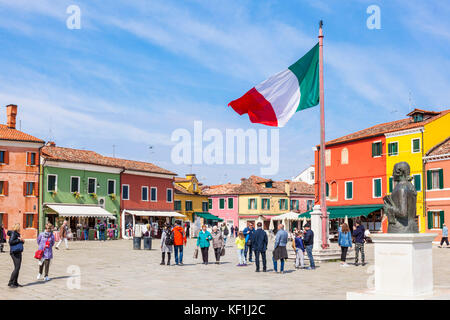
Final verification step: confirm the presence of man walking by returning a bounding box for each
[243,223,255,263]
[55,220,69,250]
[252,222,268,272]
[439,223,449,248]
[173,221,187,265]
[353,220,366,266]
[303,223,315,270]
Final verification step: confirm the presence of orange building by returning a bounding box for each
[424,137,450,241]
[0,105,44,239]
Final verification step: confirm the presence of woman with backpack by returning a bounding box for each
[211,226,224,264]
[7,223,24,288]
[36,223,55,281]
[338,223,352,267]
[196,225,213,265]
[160,224,173,265]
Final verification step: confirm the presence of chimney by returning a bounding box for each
[285,180,291,196]
[46,141,56,147]
[6,104,17,129]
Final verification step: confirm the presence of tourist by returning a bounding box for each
[7,223,24,288]
[223,225,229,245]
[160,224,174,265]
[353,220,366,266]
[338,223,352,267]
[173,221,187,265]
[83,222,89,241]
[439,224,449,248]
[303,223,315,270]
[231,225,234,238]
[98,220,107,241]
[293,231,305,269]
[0,223,6,253]
[252,222,268,272]
[55,220,69,250]
[235,231,246,266]
[211,226,224,264]
[36,223,55,281]
[196,225,213,265]
[272,224,288,273]
[243,222,255,263]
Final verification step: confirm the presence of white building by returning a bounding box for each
[292,165,315,184]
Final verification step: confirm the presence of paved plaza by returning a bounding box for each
[1,237,449,300]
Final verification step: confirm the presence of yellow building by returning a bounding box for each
[385,109,450,232]
[236,176,290,230]
[174,174,209,222]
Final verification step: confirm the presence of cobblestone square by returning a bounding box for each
[1,238,449,300]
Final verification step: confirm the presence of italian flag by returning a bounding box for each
[228,43,320,127]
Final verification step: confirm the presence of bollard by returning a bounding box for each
[133,237,142,250]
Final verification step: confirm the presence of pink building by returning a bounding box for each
[202,183,239,230]
[288,181,315,213]
[424,137,450,242]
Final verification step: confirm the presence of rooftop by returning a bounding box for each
[0,124,44,143]
[426,137,450,157]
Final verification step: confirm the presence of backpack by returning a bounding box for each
[165,230,174,246]
[224,228,229,236]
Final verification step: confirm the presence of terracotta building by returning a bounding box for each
[0,104,44,239]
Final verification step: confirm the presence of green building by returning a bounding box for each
[39,143,122,236]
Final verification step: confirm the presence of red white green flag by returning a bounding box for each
[228,43,320,127]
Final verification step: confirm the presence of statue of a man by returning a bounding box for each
[383,162,418,233]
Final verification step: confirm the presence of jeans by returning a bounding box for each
[9,252,22,286]
[355,243,365,264]
[244,243,253,261]
[99,231,106,241]
[306,245,315,269]
[56,237,68,249]
[201,247,209,264]
[39,259,51,277]
[84,230,89,240]
[237,249,245,265]
[254,250,267,271]
[272,257,285,272]
[295,249,305,268]
[441,237,449,246]
[174,245,184,264]
[340,246,349,262]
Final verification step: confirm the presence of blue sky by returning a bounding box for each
[0,0,449,185]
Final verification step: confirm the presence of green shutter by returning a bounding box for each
[394,143,398,155]
[414,175,421,191]
[268,199,270,209]
[279,199,282,210]
[372,143,376,157]
[262,199,265,209]
[440,211,445,229]
[248,199,251,209]
[388,143,392,156]
[427,170,432,190]
[208,199,212,209]
[284,199,288,210]
[228,198,233,209]
[375,179,381,197]
[439,169,444,189]
[255,198,257,209]
[427,211,433,230]
[389,177,393,193]
[413,139,420,152]
[326,183,329,197]
[346,182,353,199]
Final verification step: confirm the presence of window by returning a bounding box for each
[166,189,173,203]
[0,181,8,195]
[24,182,35,196]
[219,198,225,209]
[26,152,37,166]
[47,175,57,192]
[325,149,331,166]
[307,200,313,211]
[290,200,299,210]
[345,181,353,200]
[174,200,181,211]
[412,138,421,153]
[389,176,398,193]
[279,199,288,210]
[413,114,423,123]
[25,214,34,228]
[185,201,193,211]
[341,148,348,164]
[202,201,208,212]
[228,198,234,209]
[88,178,96,194]
[427,169,444,190]
[0,150,5,164]
[372,141,382,157]
[71,177,80,193]
[413,174,421,191]
[208,199,212,209]
[265,181,273,188]
[373,178,382,198]
[388,142,398,156]
[428,211,444,229]
[262,198,270,210]
[310,172,315,181]
[248,198,257,210]
[107,180,116,195]
[150,187,157,201]
[142,186,149,201]
[326,182,329,198]
[193,183,198,191]
[122,185,130,200]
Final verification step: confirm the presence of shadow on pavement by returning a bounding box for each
[24,275,75,287]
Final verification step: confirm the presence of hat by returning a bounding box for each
[304,223,311,228]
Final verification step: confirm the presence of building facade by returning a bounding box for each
[292,165,315,184]
[0,104,44,239]
[202,183,240,230]
[174,174,210,222]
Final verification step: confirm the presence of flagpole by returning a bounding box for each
[318,20,329,249]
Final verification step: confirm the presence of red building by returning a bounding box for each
[0,105,45,239]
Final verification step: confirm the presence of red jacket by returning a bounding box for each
[173,226,186,246]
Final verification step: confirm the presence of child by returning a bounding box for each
[235,231,246,266]
[293,231,305,269]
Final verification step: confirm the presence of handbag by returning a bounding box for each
[220,246,225,256]
[35,238,50,259]
[193,247,199,259]
[10,242,24,253]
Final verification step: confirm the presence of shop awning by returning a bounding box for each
[46,204,117,219]
[194,212,223,221]
[272,211,303,221]
[124,210,186,218]
[299,205,383,219]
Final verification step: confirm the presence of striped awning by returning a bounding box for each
[46,204,116,219]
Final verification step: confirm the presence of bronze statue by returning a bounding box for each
[383,162,418,233]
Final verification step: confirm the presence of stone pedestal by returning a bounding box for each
[347,233,450,300]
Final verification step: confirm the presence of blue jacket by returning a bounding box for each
[243,227,255,243]
[196,230,212,248]
[303,229,314,246]
[294,237,305,252]
[252,228,268,252]
[338,230,352,247]
[353,225,365,244]
[274,229,288,248]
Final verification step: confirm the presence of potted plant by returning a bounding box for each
[90,193,98,200]
[109,193,117,201]
[51,190,58,197]
[72,191,81,199]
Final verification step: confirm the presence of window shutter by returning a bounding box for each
[248,199,251,210]
[394,143,398,155]
[427,170,432,190]
[4,151,8,164]
[23,213,27,228]
[326,183,329,197]
[372,143,375,157]
[389,177,393,193]
[388,143,391,155]
[427,211,433,230]
[284,199,288,210]
[33,214,38,229]
[4,181,8,196]
[23,182,27,196]
[440,211,445,228]
[261,199,264,209]
[268,199,270,209]
[278,199,281,210]
[26,152,31,165]
[438,169,444,189]
[255,199,257,209]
